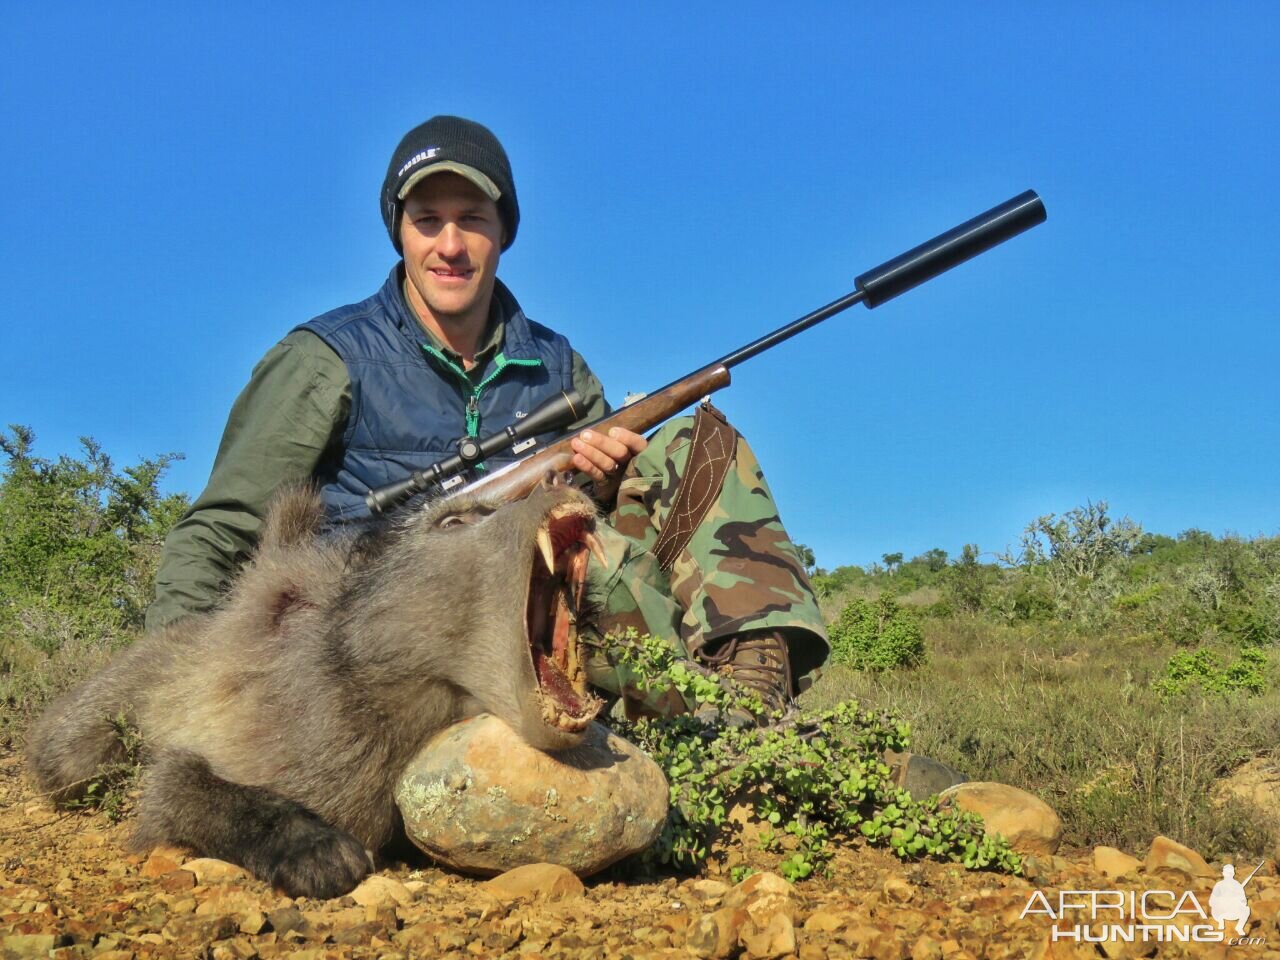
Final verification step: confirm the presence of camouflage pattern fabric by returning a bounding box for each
[582,413,830,714]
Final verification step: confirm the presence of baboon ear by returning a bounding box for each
[267,584,315,634]
[260,486,325,553]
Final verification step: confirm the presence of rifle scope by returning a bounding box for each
[365,389,584,514]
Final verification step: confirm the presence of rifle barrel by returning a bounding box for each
[717,289,866,369]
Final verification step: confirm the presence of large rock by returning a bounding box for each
[1093,845,1142,878]
[1144,835,1216,877]
[938,781,1063,856]
[395,714,668,876]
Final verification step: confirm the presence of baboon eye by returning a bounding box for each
[435,507,493,530]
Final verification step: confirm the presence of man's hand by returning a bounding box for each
[570,427,648,504]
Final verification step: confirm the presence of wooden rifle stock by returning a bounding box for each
[451,363,731,504]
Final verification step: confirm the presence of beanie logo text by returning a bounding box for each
[397,148,441,178]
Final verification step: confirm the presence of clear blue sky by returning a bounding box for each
[3,3,1277,569]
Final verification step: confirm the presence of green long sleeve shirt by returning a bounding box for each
[146,302,609,631]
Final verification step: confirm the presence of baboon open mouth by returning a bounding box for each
[526,502,605,733]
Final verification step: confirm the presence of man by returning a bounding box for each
[148,115,829,721]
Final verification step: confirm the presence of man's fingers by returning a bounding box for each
[582,429,630,462]
[607,427,649,456]
[570,428,648,491]
[571,433,616,478]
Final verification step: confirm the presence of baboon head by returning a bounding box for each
[347,474,605,752]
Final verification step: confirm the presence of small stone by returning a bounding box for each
[266,906,308,936]
[687,907,749,959]
[333,921,385,946]
[1,934,57,956]
[482,863,585,903]
[1144,835,1216,877]
[798,946,827,960]
[349,875,413,908]
[883,876,915,903]
[688,879,731,902]
[721,872,793,909]
[740,911,796,959]
[140,851,183,877]
[205,915,239,941]
[239,910,268,935]
[912,936,944,960]
[181,858,251,884]
[803,908,846,932]
[159,869,197,893]
[211,938,257,960]
[196,887,260,917]
[938,782,1063,856]
[1093,845,1142,878]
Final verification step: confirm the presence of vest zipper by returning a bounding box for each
[420,345,543,456]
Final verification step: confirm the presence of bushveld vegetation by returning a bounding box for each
[0,426,188,745]
[3,428,1277,867]
[804,501,1280,859]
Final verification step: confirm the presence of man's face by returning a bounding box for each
[400,172,504,328]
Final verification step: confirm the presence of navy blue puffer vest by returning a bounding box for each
[298,269,575,523]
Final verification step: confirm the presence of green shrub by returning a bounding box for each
[942,543,989,613]
[606,631,1020,879]
[0,426,188,740]
[1153,647,1269,700]
[828,594,926,670]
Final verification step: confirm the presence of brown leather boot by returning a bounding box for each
[695,629,794,724]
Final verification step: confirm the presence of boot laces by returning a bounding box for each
[699,631,793,714]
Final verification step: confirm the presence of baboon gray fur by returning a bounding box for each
[26,480,599,898]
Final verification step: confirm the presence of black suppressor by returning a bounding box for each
[365,389,584,514]
[854,190,1046,308]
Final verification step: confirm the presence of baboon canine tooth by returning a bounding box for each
[536,528,556,574]
[585,532,606,566]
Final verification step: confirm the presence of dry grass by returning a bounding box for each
[802,614,1280,859]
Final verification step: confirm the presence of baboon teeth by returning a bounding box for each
[572,549,588,612]
[584,531,606,567]
[536,528,556,575]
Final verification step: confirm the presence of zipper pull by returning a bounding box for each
[465,394,480,437]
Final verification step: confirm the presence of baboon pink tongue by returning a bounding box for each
[535,650,584,713]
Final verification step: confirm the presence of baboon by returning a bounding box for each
[26,476,605,898]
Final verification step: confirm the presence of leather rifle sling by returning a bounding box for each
[651,401,738,572]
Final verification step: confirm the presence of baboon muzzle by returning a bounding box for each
[525,498,605,733]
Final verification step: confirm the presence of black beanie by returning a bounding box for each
[381,116,520,253]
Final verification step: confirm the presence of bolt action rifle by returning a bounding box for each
[366,190,1047,514]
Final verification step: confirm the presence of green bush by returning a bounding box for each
[1153,647,1269,700]
[0,426,188,739]
[829,594,926,670]
[606,631,1020,879]
[942,543,989,613]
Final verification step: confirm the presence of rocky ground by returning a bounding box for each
[3,748,1279,960]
